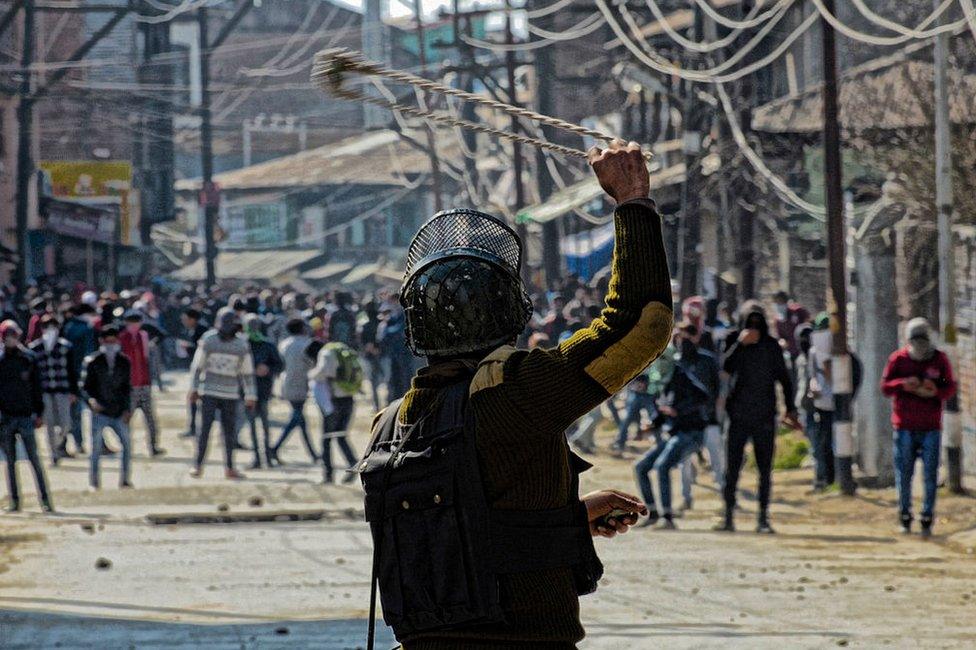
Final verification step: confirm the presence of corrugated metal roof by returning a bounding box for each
[170,249,322,282]
[753,60,976,133]
[175,129,460,192]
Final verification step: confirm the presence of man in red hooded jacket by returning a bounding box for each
[881,317,956,537]
[119,310,164,457]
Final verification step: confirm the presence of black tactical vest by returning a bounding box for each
[360,378,603,642]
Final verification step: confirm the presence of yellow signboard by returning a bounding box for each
[39,161,135,245]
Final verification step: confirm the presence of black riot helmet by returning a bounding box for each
[400,208,532,358]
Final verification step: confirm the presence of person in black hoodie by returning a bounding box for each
[80,324,134,489]
[0,320,52,512]
[718,300,799,533]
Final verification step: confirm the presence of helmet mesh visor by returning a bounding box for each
[404,209,522,282]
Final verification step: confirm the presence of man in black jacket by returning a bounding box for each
[0,320,52,512]
[719,301,799,533]
[635,322,719,529]
[177,308,208,439]
[80,324,134,489]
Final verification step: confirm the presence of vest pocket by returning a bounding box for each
[367,469,473,627]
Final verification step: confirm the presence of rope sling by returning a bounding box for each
[311,48,654,162]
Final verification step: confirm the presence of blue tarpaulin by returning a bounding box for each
[561,222,615,282]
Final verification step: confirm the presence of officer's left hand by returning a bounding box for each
[583,490,648,538]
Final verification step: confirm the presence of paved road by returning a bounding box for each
[2,372,976,649]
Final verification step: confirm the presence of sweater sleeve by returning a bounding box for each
[471,200,673,437]
[881,353,906,396]
[239,345,257,401]
[189,340,207,393]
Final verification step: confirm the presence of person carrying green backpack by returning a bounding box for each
[309,340,362,484]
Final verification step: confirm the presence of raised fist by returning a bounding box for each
[587,139,650,204]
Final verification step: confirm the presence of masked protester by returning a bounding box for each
[635,322,719,529]
[177,308,208,439]
[119,311,164,457]
[0,320,52,512]
[270,318,318,465]
[188,307,256,480]
[881,318,956,537]
[80,324,133,490]
[359,141,670,648]
[62,304,99,454]
[242,314,283,469]
[806,313,836,491]
[719,300,799,534]
[28,314,78,465]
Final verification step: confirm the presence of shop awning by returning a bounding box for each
[341,262,403,285]
[170,249,323,282]
[516,162,686,224]
[301,261,354,282]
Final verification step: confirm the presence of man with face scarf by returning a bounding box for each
[0,320,52,512]
[188,307,256,479]
[719,300,799,533]
[635,322,719,529]
[80,324,133,490]
[28,314,78,465]
[242,314,283,469]
[119,311,164,457]
[881,317,956,537]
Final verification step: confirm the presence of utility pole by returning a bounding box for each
[531,0,560,283]
[505,0,528,279]
[198,0,253,287]
[12,2,131,289]
[451,0,480,198]
[413,0,444,212]
[198,5,217,287]
[13,0,34,291]
[820,0,855,496]
[678,5,704,299]
[933,0,963,492]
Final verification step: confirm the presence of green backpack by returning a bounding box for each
[326,342,363,394]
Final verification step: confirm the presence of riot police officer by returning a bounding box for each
[361,140,672,648]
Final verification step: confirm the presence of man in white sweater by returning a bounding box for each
[188,307,256,480]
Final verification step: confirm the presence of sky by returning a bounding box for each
[331,0,455,18]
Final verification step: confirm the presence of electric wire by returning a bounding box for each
[643,0,793,54]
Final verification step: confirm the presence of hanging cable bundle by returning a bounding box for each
[310,48,653,162]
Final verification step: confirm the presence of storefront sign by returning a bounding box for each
[42,199,117,245]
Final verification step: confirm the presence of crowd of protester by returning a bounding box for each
[0,279,957,538]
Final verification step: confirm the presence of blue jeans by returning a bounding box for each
[69,399,86,450]
[635,430,703,515]
[90,414,131,488]
[615,392,657,449]
[273,400,317,461]
[894,429,940,519]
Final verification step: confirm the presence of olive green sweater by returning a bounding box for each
[386,199,673,649]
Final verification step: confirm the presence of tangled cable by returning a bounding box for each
[311,48,653,161]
